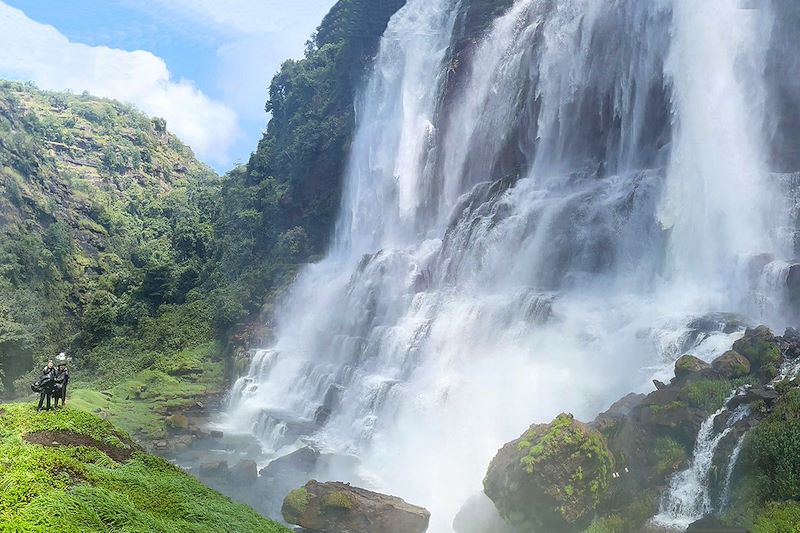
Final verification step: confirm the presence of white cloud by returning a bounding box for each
[0,2,239,166]
[145,0,338,126]
[153,0,335,36]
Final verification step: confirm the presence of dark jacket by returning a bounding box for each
[54,368,69,396]
[40,366,57,393]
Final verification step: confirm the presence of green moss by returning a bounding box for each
[654,437,687,476]
[0,403,289,532]
[285,488,310,515]
[518,414,613,513]
[323,490,353,510]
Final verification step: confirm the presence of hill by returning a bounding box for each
[0,403,289,532]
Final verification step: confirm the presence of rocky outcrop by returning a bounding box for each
[484,414,613,532]
[483,325,799,532]
[281,480,430,533]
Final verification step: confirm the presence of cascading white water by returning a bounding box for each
[652,403,750,530]
[226,0,794,530]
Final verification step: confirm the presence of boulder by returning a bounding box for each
[198,460,229,480]
[165,414,190,430]
[685,516,748,532]
[674,355,712,379]
[711,351,751,379]
[732,326,781,378]
[259,446,321,479]
[281,480,430,533]
[728,387,780,410]
[484,413,613,532]
[231,460,258,485]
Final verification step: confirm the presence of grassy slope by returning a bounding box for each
[0,403,289,533]
[68,341,224,442]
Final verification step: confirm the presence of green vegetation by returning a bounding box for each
[654,437,687,476]
[583,515,624,533]
[746,389,800,501]
[0,80,220,396]
[752,502,800,533]
[0,403,289,532]
[682,378,733,411]
[518,414,613,511]
[0,1,410,404]
[214,0,406,324]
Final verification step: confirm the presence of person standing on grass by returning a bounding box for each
[36,360,57,412]
[53,360,69,408]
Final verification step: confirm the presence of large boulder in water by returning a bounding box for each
[281,480,430,533]
[484,413,613,532]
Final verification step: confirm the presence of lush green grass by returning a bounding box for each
[65,342,223,440]
[752,502,800,533]
[0,403,289,533]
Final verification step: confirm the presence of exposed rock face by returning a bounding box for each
[484,414,613,532]
[282,480,430,533]
[711,350,751,378]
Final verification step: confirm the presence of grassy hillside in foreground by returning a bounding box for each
[0,403,290,533]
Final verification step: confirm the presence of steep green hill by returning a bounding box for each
[0,80,220,394]
[0,403,289,533]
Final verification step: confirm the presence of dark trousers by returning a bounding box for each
[53,387,66,407]
[37,391,51,411]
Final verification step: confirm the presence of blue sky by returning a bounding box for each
[0,0,338,172]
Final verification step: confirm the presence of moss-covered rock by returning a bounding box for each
[484,413,614,532]
[674,354,711,379]
[281,480,430,533]
[712,350,751,379]
[732,326,781,379]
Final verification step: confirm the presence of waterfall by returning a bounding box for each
[225,0,795,530]
[652,404,749,530]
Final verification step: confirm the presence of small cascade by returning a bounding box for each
[719,433,747,510]
[651,403,749,530]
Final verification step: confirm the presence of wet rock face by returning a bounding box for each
[281,480,430,533]
[484,414,613,532]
